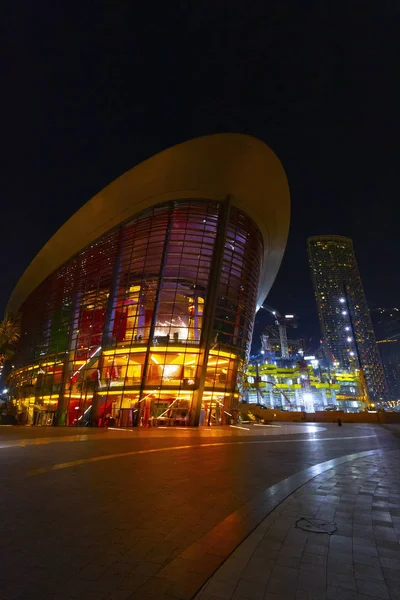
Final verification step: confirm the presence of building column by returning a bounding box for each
[134,206,174,427]
[190,196,232,427]
[55,287,81,426]
[91,229,123,425]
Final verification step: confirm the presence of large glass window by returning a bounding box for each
[9,200,263,426]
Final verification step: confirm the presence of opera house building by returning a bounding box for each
[6,134,289,427]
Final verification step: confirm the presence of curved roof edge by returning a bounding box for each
[7,133,290,314]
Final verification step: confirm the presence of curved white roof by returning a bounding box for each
[8,134,290,313]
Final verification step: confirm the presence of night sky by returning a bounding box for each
[3,3,399,351]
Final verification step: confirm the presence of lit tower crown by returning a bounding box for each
[307,235,387,402]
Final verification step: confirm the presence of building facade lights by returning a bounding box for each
[307,235,387,401]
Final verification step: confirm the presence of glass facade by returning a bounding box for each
[307,235,387,402]
[371,308,400,401]
[9,199,263,426]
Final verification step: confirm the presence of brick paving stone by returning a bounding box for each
[330,535,353,549]
[353,515,373,525]
[374,527,398,542]
[328,550,354,564]
[382,566,400,583]
[296,589,328,600]
[377,540,400,552]
[198,579,238,598]
[327,562,355,577]
[271,565,299,582]
[373,512,393,521]
[232,578,267,599]
[297,574,326,593]
[356,578,390,599]
[354,563,384,581]
[377,546,400,559]
[379,556,400,570]
[278,543,304,558]
[353,536,378,548]
[302,553,327,567]
[128,575,174,599]
[307,535,331,548]
[266,576,298,597]
[326,587,369,599]
[106,591,137,600]
[275,553,302,569]
[353,554,382,568]
[385,579,400,599]
[327,572,357,591]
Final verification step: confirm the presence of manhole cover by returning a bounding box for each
[295,517,337,534]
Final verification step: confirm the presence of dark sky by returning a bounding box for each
[3,2,400,351]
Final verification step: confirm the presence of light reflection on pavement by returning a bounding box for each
[0,423,397,599]
[0,422,329,448]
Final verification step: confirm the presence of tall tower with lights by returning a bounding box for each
[307,235,387,402]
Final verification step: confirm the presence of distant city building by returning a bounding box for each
[257,305,299,360]
[307,235,387,401]
[371,308,400,399]
[245,359,363,412]
[261,327,304,360]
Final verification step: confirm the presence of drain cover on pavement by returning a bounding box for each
[295,517,337,534]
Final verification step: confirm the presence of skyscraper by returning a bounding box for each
[307,235,387,402]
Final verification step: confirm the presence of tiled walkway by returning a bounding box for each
[1,425,399,599]
[197,449,400,600]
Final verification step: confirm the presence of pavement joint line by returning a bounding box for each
[25,434,378,477]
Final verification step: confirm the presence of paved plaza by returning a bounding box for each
[0,423,399,599]
[197,449,400,600]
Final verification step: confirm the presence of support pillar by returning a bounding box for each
[55,285,80,426]
[190,196,232,427]
[92,229,123,425]
[134,207,173,426]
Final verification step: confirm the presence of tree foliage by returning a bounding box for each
[0,314,21,367]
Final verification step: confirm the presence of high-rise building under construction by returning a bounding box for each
[307,235,387,401]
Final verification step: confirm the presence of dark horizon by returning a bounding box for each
[3,3,399,348]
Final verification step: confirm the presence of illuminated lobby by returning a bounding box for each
[6,134,289,426]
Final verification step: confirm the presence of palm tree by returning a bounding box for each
[0,313,21,368]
